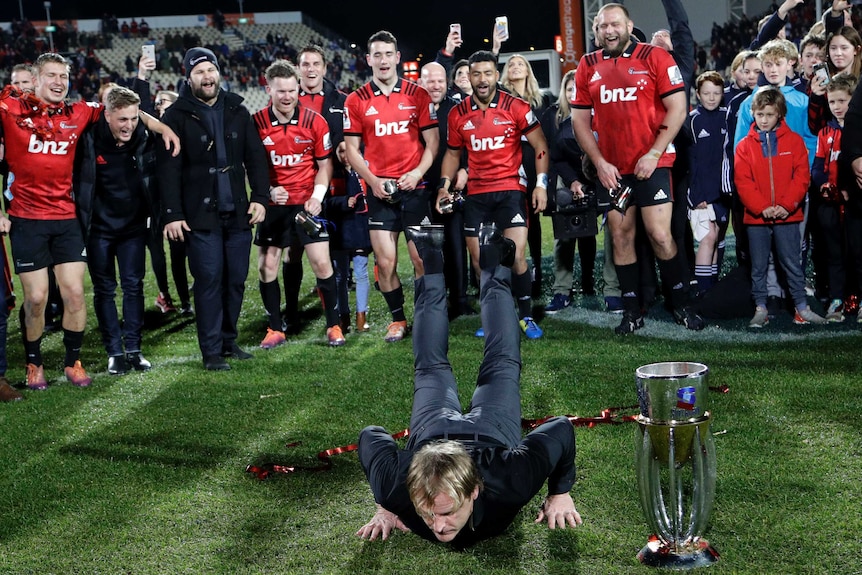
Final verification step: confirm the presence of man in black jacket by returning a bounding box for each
[75,86,155,376]
[357,226,581,546]
[158,47,269,371]
[419,61,472,318]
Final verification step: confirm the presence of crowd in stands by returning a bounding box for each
[1,12,374,98]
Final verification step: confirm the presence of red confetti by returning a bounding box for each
[246,388,729,480]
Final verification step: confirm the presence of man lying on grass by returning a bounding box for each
[356,224,582,546]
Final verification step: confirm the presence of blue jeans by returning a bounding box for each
[87,231,147,356]
[186,216,252,357]
[748,223,807,310]
[407,267,522,450]
[333,250,369,314]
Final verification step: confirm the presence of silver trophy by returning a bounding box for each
[382,179,402,203]
[635,362,719,569]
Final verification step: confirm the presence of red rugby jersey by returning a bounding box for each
[253,104,332,205]
[572,42,684,174]
[0,97,102,219]
[446,91,539,195]
[298,90,325,116]
[343,78,437,179]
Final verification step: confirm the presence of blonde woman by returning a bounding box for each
[501,55,551,297]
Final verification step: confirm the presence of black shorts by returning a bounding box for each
[463,190,527,237]
[596,168,674,211]
[9,217,86,273]
[366,187,431,232]
[254,205,330,248]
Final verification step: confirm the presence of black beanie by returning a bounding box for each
[183,47,219,78]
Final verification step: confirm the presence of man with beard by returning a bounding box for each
[253,60,342,348]
[158,47,269,371]
[571,3,704,334]
[344,30,439,343]
[437,51,549,339]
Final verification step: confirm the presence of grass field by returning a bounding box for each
[0,226,860,574]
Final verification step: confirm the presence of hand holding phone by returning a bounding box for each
[447,23,462,52]
[813,62,830,86]
[495,16,509,42]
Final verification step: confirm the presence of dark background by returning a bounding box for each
[1,1,562,60]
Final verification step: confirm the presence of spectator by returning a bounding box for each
[501,54,551,299]
[722,49,762,266]
[735,87,825,327]
[812,73,857,321]
[419,59,472,319]
[688,71,730,294]
[151,89,192,316]
[326,142,372,334]
[542,70,595,313]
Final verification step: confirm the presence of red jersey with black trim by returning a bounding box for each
[572,42,684,174]
[343,78,437,179]
[253,104,332,206]
[447,91,539,195]
[815,122,842,187]
[0,96,102,219]
[298,90,325,116]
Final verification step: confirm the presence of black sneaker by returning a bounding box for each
[204,355,230,371]
[126,352,152,371]
[614,311,645,335]
[673,306,705,331]
[222,344,253,360]
[108,355,130,376]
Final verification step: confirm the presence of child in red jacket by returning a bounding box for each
[734,87,827,327]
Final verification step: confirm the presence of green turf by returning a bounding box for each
[0,226,859,574]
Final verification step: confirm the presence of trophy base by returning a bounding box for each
[637,536,720,570]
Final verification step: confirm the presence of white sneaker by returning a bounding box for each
[793,308,827,325]
[826,299,845,322]
[749,306,769,328]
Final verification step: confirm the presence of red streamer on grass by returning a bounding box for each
[246,387,730,480]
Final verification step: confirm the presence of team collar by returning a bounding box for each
[267,102,301,126]
[469,89,502,111]
[299,87,324,97]
[370,78,403,96]
[602,39,638,60]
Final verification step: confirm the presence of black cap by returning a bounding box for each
[183,47,219,78]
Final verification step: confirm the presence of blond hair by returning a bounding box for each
[502,55,543,109]
[407,441,482,515]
